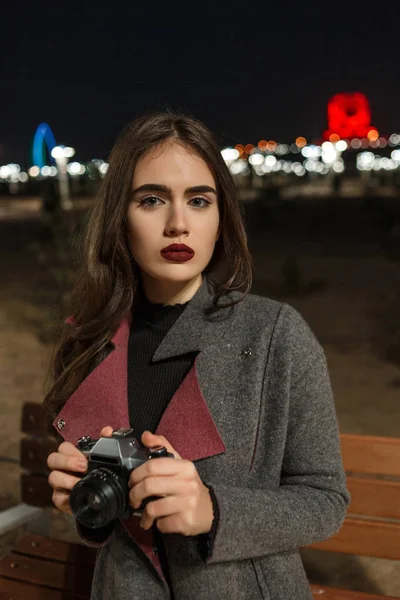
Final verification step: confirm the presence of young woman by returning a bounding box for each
[45,112,350,600]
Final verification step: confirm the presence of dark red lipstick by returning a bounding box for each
[160,243,195,262]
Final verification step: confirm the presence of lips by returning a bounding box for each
[160,243,195,263]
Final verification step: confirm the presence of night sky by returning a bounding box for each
[1,1,399,165]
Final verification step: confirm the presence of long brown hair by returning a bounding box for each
[44,111,252,421]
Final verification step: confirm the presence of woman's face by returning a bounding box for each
[127,141,220,290]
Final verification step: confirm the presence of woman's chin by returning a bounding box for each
[142,265,203,285]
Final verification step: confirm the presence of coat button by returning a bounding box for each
[241,348,252,357]
[57,418,66,430]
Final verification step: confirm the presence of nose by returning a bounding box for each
[164,201,189,237]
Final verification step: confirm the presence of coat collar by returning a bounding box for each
[116,274,213,355]
[112,274,234,362]
[151,274,230,362]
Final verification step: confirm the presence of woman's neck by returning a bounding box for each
[139,273,203,306]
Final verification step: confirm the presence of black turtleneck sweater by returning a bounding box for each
[127,296,195,440]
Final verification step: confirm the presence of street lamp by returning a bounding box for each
[51,145,75,210]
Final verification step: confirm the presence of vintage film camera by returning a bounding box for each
[69,428,174,529]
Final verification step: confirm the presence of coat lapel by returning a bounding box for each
[155,355,225,460]
[52,316,131,444]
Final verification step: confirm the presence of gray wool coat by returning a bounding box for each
[55,276,350,600]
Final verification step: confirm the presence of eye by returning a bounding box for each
[189,196,211,209]
[139,195,163,208]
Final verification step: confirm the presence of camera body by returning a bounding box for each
[69,428,174,529]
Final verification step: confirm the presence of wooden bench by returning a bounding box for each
[1,404,399,598]
[0,402,98,599]
[0,402,58,537]
[307,433,400,599]
[0,534,97,599]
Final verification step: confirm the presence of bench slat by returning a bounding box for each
[310,583,399,599]
[13,534,97,566]
[21,403,51,436]
[341,434,400,477]
[21,473,54,506]
[0,552,93,594]
[20,437,58,471]
[308,517,400,561]
[0,577,89,600]
[347,476,400,519]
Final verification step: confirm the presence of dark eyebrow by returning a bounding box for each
[131,184,217,195]
[186,185,217,195]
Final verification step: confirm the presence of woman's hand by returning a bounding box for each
[129,430,214,536]
[47,427,112,514]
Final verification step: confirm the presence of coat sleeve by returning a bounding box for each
[192,484,220,559]
[196,304,351,564]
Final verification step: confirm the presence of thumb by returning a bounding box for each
[100,426,113,438]
[141,430,181,459]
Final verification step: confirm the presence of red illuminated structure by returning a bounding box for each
[323,92,377,141]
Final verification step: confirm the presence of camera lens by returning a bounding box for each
[70,467,127,529]
[87,491,103,512]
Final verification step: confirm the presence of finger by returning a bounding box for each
[139,496,181,530]
[47,452,87,474]
[48,470,83,491]
[154,513,187,535]
[100,426,113,437]
[58,441,86,457]
[52,489,73,514]
[129,477,189,509]
[141,431,181,459]
[140,514,155,530]
[129,457,190,487]
[47,441,87,470]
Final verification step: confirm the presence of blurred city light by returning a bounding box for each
[3,126,400,187]
[28,166,40,177]
[321,142,337,164]
[3,97,400,195]
[367,129,379,141]
[51,145,76,159]
[295,136,307,148]
[63,147,75,158]
[336,140,348,152]
[248,153,264,166]
[67,162,86,176]
[221,148,240,162]
[32,123,57,168]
